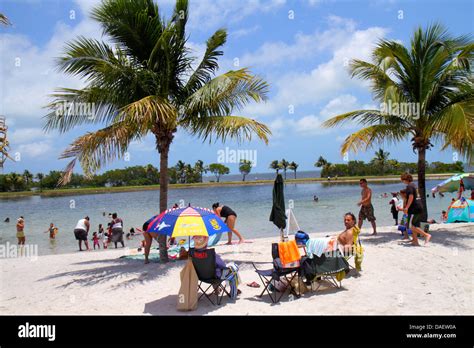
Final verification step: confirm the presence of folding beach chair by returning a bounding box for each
[252,242,301,303]
[189,248,231,305]
[300,250,350,291]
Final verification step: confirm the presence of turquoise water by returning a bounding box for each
[0,180,457,255]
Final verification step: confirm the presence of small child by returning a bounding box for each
[92,232,100,250]
[103,232,109,249]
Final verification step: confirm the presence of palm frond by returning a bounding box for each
[184,28,227,95]
[0,13,11,26]
[183,115,271,145]
[115,95,178,132]
[59,119,144,179]
[184,69,269,119]
[340,124,410,155]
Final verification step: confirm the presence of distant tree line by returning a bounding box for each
[315,149,465,178]
[0,160,234,192]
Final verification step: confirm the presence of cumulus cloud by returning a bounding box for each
[239,18,389,120]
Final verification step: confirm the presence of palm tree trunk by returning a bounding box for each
[156,131,174,263]
[417,147,428,222]
[294,170,296,179]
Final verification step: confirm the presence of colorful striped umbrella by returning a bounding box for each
[146,206,229,238]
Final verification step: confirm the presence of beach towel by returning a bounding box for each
[352,226,363,271]
[177,259,198,311]
[221,262,240,299]
[278,240,300,267]
[305,237,337,258]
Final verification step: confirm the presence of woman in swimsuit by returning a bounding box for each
[212,203,244,244]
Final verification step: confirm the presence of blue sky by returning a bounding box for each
[1,0,473,175]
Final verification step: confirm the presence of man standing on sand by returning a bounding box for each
[74,216,90,251]
[357,178,377,235]
[401,173,431,246]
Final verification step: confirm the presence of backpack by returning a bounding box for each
[295,230,310,246]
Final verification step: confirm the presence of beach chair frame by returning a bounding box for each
[252,262,300,303]
[190,248,232,306]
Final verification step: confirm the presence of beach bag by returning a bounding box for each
[295,231,310,246]
[278,240,301,268]
[177,259,198,311]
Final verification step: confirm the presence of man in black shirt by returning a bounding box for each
[400,173,431,246]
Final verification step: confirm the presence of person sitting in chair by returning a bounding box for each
[192,236,241,297]
[337,213,358,254]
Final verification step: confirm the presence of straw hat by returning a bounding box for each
[193,235,208,249]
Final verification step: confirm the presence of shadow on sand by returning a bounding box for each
[37,257,186,290]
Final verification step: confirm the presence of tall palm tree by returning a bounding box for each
[289,161,298,179]
[371,148,390,175]
[280,158,289,179]
[0,13,11,26]
[43,0,270,261]
[323,24,473,220]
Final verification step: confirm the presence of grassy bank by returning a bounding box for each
[0,173,457,199]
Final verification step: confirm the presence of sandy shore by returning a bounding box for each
[1,223,472,315]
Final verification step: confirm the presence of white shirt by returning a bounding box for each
[75,219,88,231]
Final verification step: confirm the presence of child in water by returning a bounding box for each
[92,232,100,250]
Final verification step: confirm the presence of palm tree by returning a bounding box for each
[239,159,252,181]
[371,148,390,175]
[289,161,298,179]
[323,24,473,220]
[175,160,186,184]
[44,0,270,261]
[23,170,33,186]
[194,160,205,183]
[0,13,11,26]
[5,173,23,191]
[315,156,332,177]
[280,158,289,179]
[315,156,328,168]
[269,160,281,174]
[36,173,44,192]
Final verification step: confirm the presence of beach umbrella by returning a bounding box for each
[146,206,229,311]
[431,173,474,194]
[270,174,287,241]
[146,206,229,239]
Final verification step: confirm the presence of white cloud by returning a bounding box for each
[9,127,53,145]
[239,20,389,119]
[15,141,54,158]
[0,16,102,124]
[268,94,379,137]
[230,25,261,39]
[159,0,286,31]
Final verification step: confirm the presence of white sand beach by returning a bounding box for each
[1,223,472,315]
